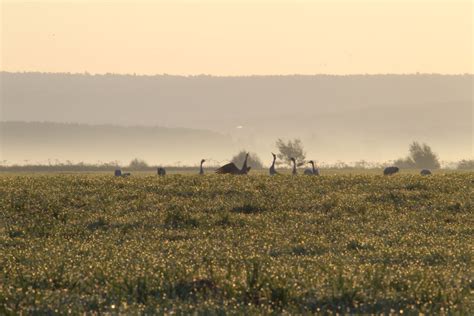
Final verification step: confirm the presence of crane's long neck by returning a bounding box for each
[292,160,296,174]
[241,154,248,171]
[310,161,315,173]
[200,161,204,174]
[271,156,276,168]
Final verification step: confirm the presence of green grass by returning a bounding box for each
[1,173,473,314]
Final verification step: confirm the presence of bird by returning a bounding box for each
[199,159,206,175]
[157,167,166,176]
[383,166,399,176]
[216,153,251,175]
[304,160,320,175]
[269,153,278,176]
[420,169,432,176]
[114,169,131,177]
[290,157,297,175]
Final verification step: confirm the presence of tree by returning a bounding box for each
[409,142,440,169]
[394,142,440,169]
[457,159,474,170]
[231,151,263,169]
[275,138,306,166]
[128,158,149,170]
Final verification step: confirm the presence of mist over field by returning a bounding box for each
[1,72,472,165]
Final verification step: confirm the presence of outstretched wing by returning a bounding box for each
[215,162,240,174]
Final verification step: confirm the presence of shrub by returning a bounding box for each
[457,159,474,170]
[128,158,149,170]
[231,151,264,169]
[395,142,440,169]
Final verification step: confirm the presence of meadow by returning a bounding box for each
[1,173,473,314]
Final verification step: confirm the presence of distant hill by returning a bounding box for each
[0,122,235,165]
[1,72,472,163]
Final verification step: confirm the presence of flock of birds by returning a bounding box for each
[114,153,433,177]
[214,152,319,175]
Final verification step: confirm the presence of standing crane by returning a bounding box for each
[290,157,297,175]
[304,160,320,175]
[157,167,166,176]
[269,153,278,176]
[199,159,206,175]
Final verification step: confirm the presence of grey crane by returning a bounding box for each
[199,159,206,175]
[290,157,297,175]
[383,166,399,176]
[114,169,130,177]
[304,160,320,175]
[157,167,166,176]
[420,169,432,176]
[269,153,278,176]
[216,153,251,175]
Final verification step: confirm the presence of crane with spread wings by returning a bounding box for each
[215,153,251,175]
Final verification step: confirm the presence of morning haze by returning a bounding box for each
[2,0,472,75]
[1,0,472,166]
[1,73,472,165]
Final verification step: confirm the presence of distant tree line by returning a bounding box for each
[228,138,462,170]
[457,159,474,170]
[1,140,472,172]
[228,139,466,171]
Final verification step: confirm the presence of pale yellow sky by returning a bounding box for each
[1,0,472,75]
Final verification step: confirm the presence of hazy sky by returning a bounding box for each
[1,0,472,75]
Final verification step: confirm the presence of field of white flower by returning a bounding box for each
[1,173,473,314]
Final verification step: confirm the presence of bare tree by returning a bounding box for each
[275,138,306,166]
[395,142,440,169]
[128,158,148,170]
[409,142,440,169]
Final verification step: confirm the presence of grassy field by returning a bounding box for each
[1,173,473,314]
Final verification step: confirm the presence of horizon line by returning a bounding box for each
[2,70,473,78]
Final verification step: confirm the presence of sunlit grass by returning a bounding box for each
[1,173,473,314]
